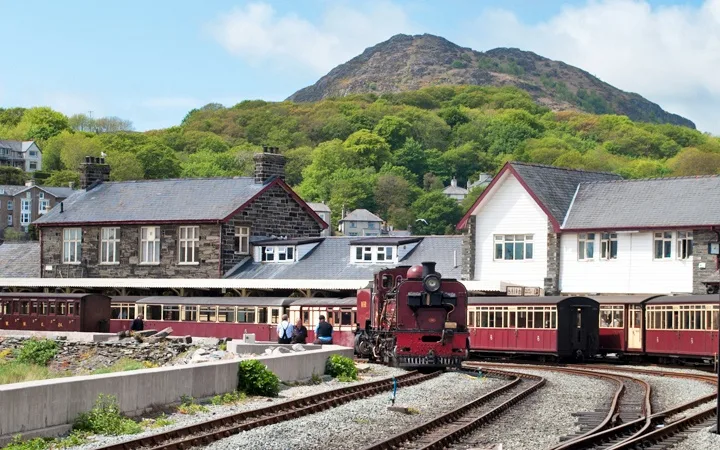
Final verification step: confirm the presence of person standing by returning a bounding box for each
[130,314,144,333]
[292,319,308,344]
[314,315,333,345]
[277,314,294,344]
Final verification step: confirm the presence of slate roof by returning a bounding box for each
[41,187,75,198]
[0,242,40,277]
[0,185,74,198]
[510,163,623,226]
[306,202,331,212]
[350,236,422,246]
[0,140,23,152]
[443,185,468,195]
[33,177,325,227]
[0,185,27,196]
[224,236,464,280]
[339,209,383,223]
[563,176,720,230]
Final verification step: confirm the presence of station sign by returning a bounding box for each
[506,286,541,296]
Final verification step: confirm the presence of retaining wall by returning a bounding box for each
[0,345,353,444]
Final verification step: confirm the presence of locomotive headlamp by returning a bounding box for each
[423,274,441,293]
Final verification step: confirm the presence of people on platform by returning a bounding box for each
[292,319,308,344]
[130,314,144,333]
[314,315,333,345]
[277,314,294,344]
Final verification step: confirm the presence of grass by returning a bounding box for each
[210,391,247,406]
[2,431,89,450]
[139,413,174,429]
[90,358,158,375]
[0,362,72,385]
[176,395,209,415]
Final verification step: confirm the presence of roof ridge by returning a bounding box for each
[580,173,720,185]
[100,176,255,185]
[510,161,621,177]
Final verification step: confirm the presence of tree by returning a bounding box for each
[460,185,486,213]
[343,130,391,170]
[180,151,245,178]
[0,107,26,127]
[136,144,181,179]
[411,191,463,235]
[68,114,96,132]
[96,132,150,154]
[106,152,144,181]
[392,138,426,182]
[0,167,25,185]
[284,146,314,186]
[422,173,445,191]
[374,174,413,220]
[16,107,69,141]
[298,140,357,201]
[667,147,720,176]
[327,168,378,227]
[55,132,105,171]
[44,170,80,187]
[438,106,470,128]
[373,116,413,150]
[93,116,134,133]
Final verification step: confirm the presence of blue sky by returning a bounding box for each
[0,0,717,132]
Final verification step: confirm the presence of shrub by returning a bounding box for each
[140,414,174,429]
[237,360,280,397]
[210,390,246,405]
[325,355,358,381]
[73,394,142,435]
[176,395,209,415]
[3,435,48,450]
[14,338,58,366]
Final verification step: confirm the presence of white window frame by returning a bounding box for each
[29,150,37,157]
[677,231,693,260]
[140,226,160,264]
[261,246,295,263]
[578,233,596,261]
[7,214,12,226]
[21,199,30,212]
[493,235,534,261]
[100,227,120,264]
[351,245,397,263]
[234,226,250,254]
[38,192,44,199]
[7,200,13,211]
[62,228,82,264]
[20,212,30,226]
[178,226,200,264]
[654,231,673,260]
[38,199,50,215]
[600,233,617,260]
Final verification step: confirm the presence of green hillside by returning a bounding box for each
[1,85,718,234]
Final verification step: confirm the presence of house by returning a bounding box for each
[443,177,468,202]
[458,161,720,296]
[33,147,328,279]
[0,181,74,236]
[338,209,384,236]
[306,202,331,237]
[0,140,42,172]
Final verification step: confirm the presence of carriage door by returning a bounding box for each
[628,306,643,350]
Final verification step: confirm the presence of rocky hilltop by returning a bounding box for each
[288,34,694,128]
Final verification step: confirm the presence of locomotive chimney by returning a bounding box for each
[421,261,437,278]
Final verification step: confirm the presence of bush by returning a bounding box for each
[237,360,280,397]
[14,338,58,366]
[73,394,142,435]
[176,395,208,415]
[210,390,246,405]
[325,355,358,381]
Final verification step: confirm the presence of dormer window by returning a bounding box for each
[261,246,295,263]
[352,245,396,263]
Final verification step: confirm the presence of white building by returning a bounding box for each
[306,202,332,237]
[458,162,719,296]
[0,140,42,172]
[338,209,384,237]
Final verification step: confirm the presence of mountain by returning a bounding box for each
[288,34,695,128]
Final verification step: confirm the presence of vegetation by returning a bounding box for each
[2,431,88,450]
[2,85,718,233]
[237,360,280,397]
[325,355,358,381]
[139,414,174,429]
[176,395,209,415]
[14,338,58,366]
[73,394,142,435]
[210,390,247,406]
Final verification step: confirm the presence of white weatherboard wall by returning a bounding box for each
[473,172,549,290]
[560,232,693,294]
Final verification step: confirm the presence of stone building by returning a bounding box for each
[0,140,42,172]
[34,147,327,278]
[0,182,74,237]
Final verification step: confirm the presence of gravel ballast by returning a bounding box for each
[201,371,509,450]
[670,425,720,450]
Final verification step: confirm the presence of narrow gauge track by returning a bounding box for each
[95,370,439,450]
[362,368,545,450]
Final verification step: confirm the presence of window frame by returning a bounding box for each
[62,228,82,264]
[100,227,120,265]
[261,245,295,263]
[600,233,618,260]
[351,245,397,263]
[178,226,200,265]
[677,231,693,260]
[493,235,534,261]
[140,226,161,264]
[653,231,673,260]
[599,305,625,329]
[234,226,250,255]
[578,233,596,261]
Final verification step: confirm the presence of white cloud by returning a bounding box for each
[464,0,720,133]
[207,1,415,73]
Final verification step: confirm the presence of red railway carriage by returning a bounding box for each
[287,297,357,347]
[592,295,648,357]
[467,296,600,360]
[644,295,719,363]
[355,262,469,368]
[0,293,111,333]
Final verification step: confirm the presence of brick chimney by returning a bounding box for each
[80,156,111,190]
[254,146,285,184]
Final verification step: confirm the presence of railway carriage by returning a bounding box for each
[287,297,357,347]
[467,296,600,360]
[593,295,648,357]
[0,292,111,333]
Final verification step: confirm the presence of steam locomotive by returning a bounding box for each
[354,262,470,368]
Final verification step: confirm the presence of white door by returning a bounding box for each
[628,306,643,350]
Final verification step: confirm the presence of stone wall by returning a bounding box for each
[41,223,222,278]
[221,183,323,273]
[79,157,111,189]
[692,229,719,294]
[460,216,476,280]
[254,149,285,183]
[544,222,561,295]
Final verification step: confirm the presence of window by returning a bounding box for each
[146,305,162,320]
[199,306,217,322]
[29,150,37,157]
[677,231,693,259]
[7,200,13,211]
[183,306,197,322]
[163,305,180,321]
[237,308,256,323]
[100,227,120,264]
[376,246,393,262]
[234,226,250,254]
[6,215,11,226]
[38,199,49,214]
[476,306,556,329]
[654,232,673,259]
[599,306,624,328]
[601,233,617,260]
[178,226,199,264]
[62,228,82,264]
[368,222,375,229]
[352,245,397,263]
[140,226,160,264]
[111,303,135,320]
[218,307,236,322]
[261,246,295,263]
[21,212,30,225]
[29,162,37,170]
[578,233,595,260]
[494,235,534,261]
[350,221,357,228]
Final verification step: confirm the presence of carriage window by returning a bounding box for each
[163,305,180,321]
[494,310,503,328]
[49,302,55,315]
[508,311,516,327]
[576,309,582,328]
[59,303,67,316]
[68,303,75,316]
[550,310,557,328]
[270,308,280,324]
[256,307,267,324]
[199,307,217,322]
[218,307,236,323]
[21,301,29,315]
[480,309,489,327]
[533,310,544,328]
[468,311,475,327]
[340,310,353,326]
[712,307,719,330]
[633,309,641,327]
[111,303,135,320]
[143,305,161,320]
[303,310,310,324]
[517,310,527,328]
[2,302,10,315]
[183,306,197,322]
[237,308,256,323]
[31,302,38,315]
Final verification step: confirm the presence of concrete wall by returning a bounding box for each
[0,345,352,444]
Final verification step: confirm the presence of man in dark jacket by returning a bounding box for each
[292,319,308,344]
[130,314,144,333]
[314,315,333,345]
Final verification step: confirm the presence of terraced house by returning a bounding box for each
[34,148,328,278]
[0,182,73,236]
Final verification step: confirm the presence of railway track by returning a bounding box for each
[362,368,545,450]
[95,370,439,450]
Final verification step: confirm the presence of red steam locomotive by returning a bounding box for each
[354,262,469,368]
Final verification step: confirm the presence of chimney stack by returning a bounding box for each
[79,156,111,190]
[254,146,285,184]
[25,180,35,187]
[451,176,457,188]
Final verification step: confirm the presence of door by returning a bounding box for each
[627,306,643,350]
